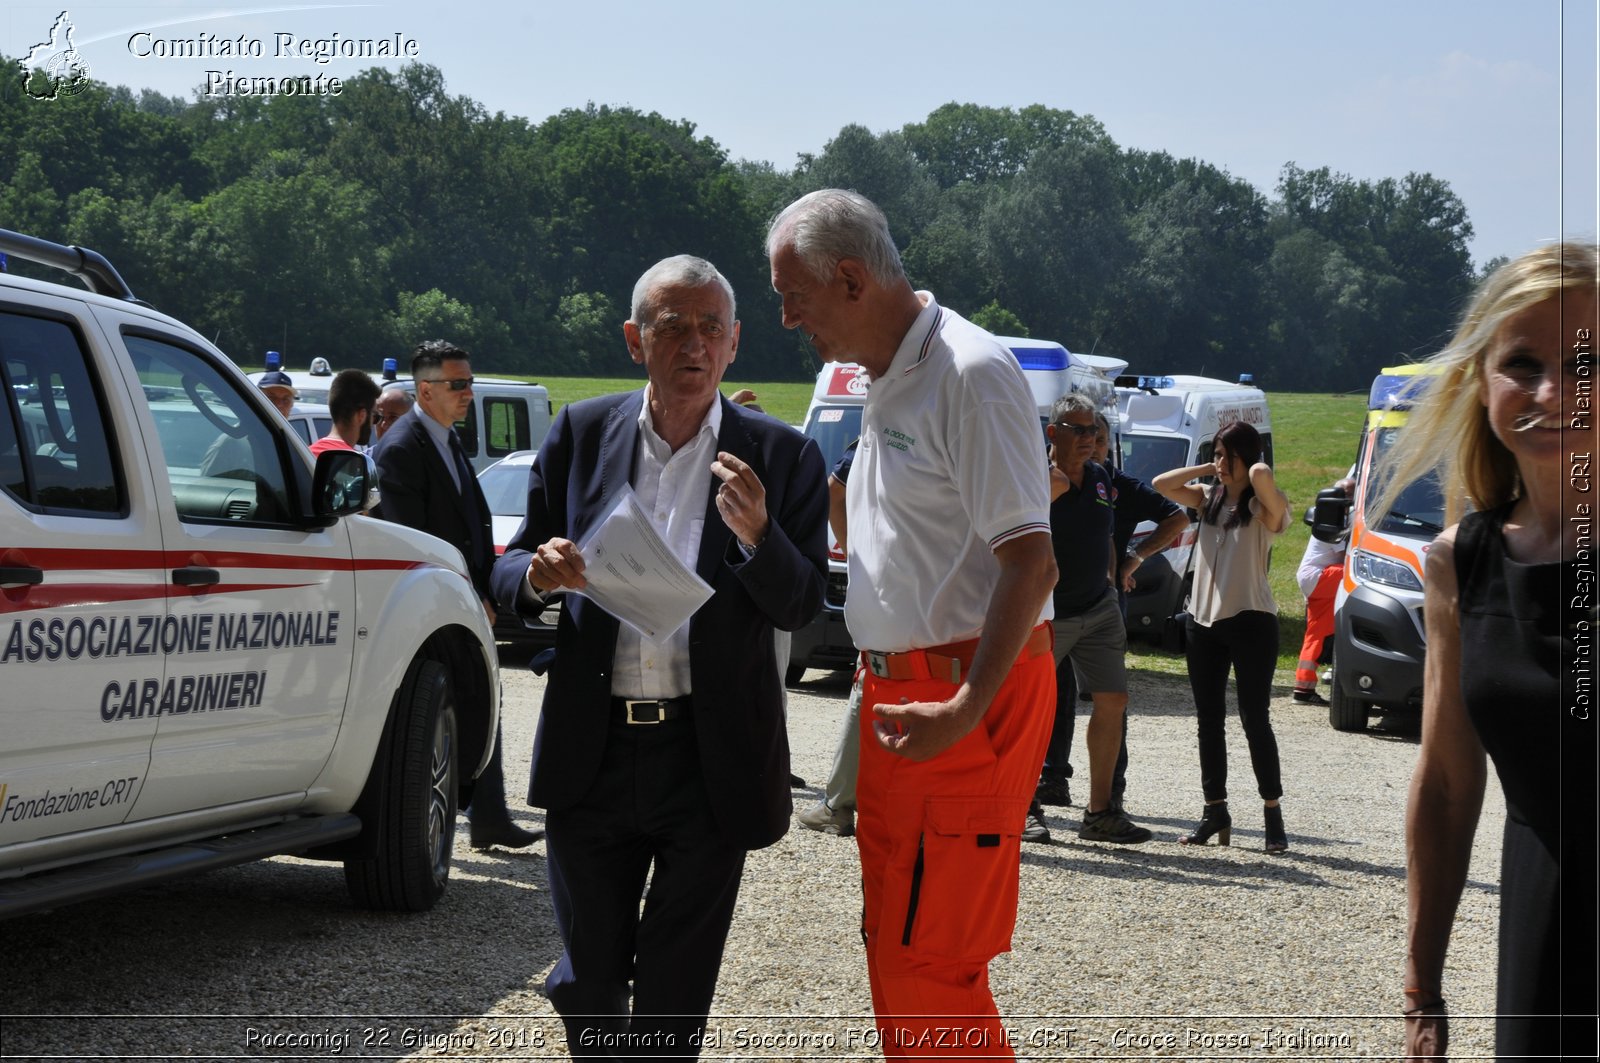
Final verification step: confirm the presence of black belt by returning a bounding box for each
[611,696,692,725]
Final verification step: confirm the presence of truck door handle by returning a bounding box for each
[172,566,221,587]
[0,565,44,586]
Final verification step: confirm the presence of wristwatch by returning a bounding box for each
[1125,547,1142,561]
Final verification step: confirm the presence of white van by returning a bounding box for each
[787,338,1120,680]
[0,228,501,917]
[254,355,554,474]
[1115,374,1274,647]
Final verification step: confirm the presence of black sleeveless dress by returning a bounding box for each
[1454,505,1597,1059]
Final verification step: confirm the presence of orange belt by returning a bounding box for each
[862,622,1053,685]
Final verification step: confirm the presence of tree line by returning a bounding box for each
[1,62,1485,389]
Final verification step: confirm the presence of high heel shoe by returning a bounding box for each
[1263,803,1288,854]
[1178,801,1231,846]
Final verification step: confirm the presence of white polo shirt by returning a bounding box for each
[845,292,1053,653]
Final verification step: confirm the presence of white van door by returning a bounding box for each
[116,326,356,817]
[0,302,163,844]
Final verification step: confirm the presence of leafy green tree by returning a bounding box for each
[389,288,511,361]
[970,301,1029,336]
[980,139,1132,350]
[901,103,1112,188]
[192,154,389,367]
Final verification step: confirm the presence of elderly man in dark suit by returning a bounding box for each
[490,256,828,1059]
[371,339,539,851]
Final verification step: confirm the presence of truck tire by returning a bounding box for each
[1327,648,1369,733]
[344,659,458,911]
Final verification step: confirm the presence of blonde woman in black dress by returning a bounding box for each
[1384,242,1597,1060]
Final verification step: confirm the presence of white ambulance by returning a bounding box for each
[0,228,501,918]
[1115,374,1274,648]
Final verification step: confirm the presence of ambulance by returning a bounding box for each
[787,338,1120,681]
[1115,375,1274,648]
[1310,364,1444,731]
[261,352,553,473]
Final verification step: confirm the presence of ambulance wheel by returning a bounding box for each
[344,658,458,911]
[1328,649,1369,733]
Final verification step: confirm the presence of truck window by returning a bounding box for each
[1120,435,1190,486]
[124,334,294,525]
[0,311,122,515]
[455,405,478,455]
[803,406,864,473]
[1367,427,1445,535]
[484,397,531,457]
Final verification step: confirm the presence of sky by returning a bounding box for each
[4,0,1597,267]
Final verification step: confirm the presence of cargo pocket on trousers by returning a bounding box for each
[899,794,1028,963]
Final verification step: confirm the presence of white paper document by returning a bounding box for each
[574,485,714,642]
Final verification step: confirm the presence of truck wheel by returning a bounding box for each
[1327,649,1369,733]
[344,659,459,911]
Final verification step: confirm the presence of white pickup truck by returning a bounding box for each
[0,229,501,917]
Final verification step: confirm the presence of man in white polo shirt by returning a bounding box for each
[767,189,1057,1059]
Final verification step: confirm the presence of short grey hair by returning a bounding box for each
[1050,392,1098,424]
[630,255,736,325]
[764,188,906,286]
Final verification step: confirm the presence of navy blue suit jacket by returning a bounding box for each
[371,408,495,598]
[490,391,829,851]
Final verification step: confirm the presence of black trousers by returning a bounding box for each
[1184,610,1283,802]
[544,716,746,1061]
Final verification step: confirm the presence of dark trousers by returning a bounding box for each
[467,721,515,823]
[544,717,746,1060]
[1184,610,1282,802]
[1041,660,1129,797]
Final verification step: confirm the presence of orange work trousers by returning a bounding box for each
[1296,564,1343,691]
[855,633,1054,1060]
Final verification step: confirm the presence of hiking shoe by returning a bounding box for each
[797,799,854,837]
[1034,776,1072,807]
[1078,807,1152,844]
[1022,800,1052,844]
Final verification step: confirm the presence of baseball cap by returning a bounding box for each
[255,370,297,396]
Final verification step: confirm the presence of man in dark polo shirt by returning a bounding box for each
[1033,393,1151,844]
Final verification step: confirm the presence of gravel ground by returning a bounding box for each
[1,650,1505,1060]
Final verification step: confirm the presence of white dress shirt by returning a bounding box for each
[611,390,721,700]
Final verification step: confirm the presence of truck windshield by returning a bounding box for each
[1120,434,1190,487]
[1367,426,1445,535]
[803,405,864,473]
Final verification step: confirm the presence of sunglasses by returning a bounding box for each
[371,411,388,426]
[421,376,474,391]
[1054,422,1097,437]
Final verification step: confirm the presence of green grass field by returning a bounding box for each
[525,375,1368,680]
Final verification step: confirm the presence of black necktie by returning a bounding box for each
[449,431,489,576]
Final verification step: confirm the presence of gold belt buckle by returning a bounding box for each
[623,699,666,725]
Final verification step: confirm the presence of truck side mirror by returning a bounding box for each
[309,449,370,523]
[1308,486,1352,543]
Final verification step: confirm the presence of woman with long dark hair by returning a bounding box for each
[1153,421,1291,852]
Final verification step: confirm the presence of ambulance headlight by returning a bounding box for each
[1351,549,1421,591]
